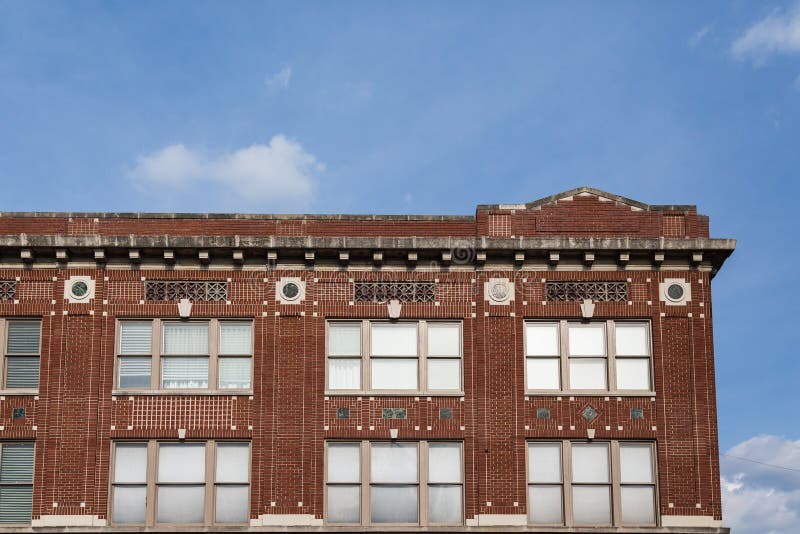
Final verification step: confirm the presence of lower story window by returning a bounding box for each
[111,440,250,526]
[527,440,657,527]
[325,440,463,526]
[0,443,34,524]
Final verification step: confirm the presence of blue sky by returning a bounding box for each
[1,1,799,530]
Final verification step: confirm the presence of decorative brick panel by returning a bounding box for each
[145,280,228,301]
[354,281,435,303]
[545,281,628,302]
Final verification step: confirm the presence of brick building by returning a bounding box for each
[0,186,734,531]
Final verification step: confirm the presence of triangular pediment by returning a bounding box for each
[480,186,695,212]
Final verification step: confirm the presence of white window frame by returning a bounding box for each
[325,320,463,395]
[0,319,41,393]
[524,320,654,395]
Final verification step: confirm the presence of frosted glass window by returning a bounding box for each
[620,444,653,484]
[527,443,562,483]
[572,486,611,524]
[371,359,417,390]
[529,485,562,524]
[158,444,205,483]
[572,444,609,483]
[428,443,461,483]
[327,444,360,483]
[119,357,151,389]
[327,485,360,523]
[427,359,460,390]
[162,357,209,389]
[215,486,248,523]
[621,486,655,524]
[615,358,650,390]
[427,324,460,356]
[114,444,147,483]
[157,485,205,523]
[216,444,249,483]
[113,486,146,523]
[370,485,418,523]
[526,324,559,356]
[219,358,251,389]
[569,359,607,390]
[429,485,462,523]
[371,443,417,483]
[328,359,361,390]
[120,322,152,354]
[568,325,605,356]
[163,323,208,355]
[526,358,560,390]
[219,323,252,355]
[615,323,649,355]
[329,324,361,356]
[371,324,417,356]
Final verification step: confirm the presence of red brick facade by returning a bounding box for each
[0,188,734,531]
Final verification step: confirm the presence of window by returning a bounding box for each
[110,441,250,526]
[326,321,462,394]
[526,440,657,527]
[0,443,34,524]
[525,321,652,393]
[325,441,462,526]
[0,320,41,390]
[115,320,252,392]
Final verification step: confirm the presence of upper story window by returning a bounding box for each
[326,321,462,395]
[527,440,656,527]
[116,319,252,393]
[0,320,41,391]
[110,440,250,526]
[525,320,652,394]
[0,443,34,524]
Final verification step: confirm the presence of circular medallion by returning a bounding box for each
[281,281,300,300]
[489,281,510,302]
[70,280,89,299]
[666,282,685,302]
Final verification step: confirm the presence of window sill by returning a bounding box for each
[525,390,656,397]
[111,390,253,397]
[0,389,38,396]
[325,391,465,397]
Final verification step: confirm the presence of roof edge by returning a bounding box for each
[477,186,697,212]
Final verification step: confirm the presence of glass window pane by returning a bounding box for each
[568,324,605,356]
[621,486,655,524]
[120,322,152,354]
[527,443,562,483]
[215,485,249,523]
[5,357,39,388]
[572,444,609,483]
[616,358,650,390]
[371,323,417,356]
[327,443,360,483]
[216,443,249,483]
[162,357,208,389]
[327,485,360,523]
[0,485,32,524]
[620,444,653,484]
[572,485,611,524]
[529,485,563,524]
[371,359,417,390]
[526,323,559,356]
[219,358,251,389]
[157,485,205,523]
[370,485,418,523]
[119,357,151,389]
[328,359,361,390]
[427,324,460,356]
[6,322,40,354]
[429,485,462,523]
[219,322,252,355]
[615,323,649,355]
[329,324,361,356]
[114,444,147,483]
[0,444,34,482]
[112,486,146,524]
[162,322,208,355]
[158,444,205,483]
[569,358,607,390]
[371,443,417,483]
[427,359,460,390]
[526,358,560,390]
[429,443,461,483]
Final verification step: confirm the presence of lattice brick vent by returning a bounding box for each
[545,281,628,302]
[0,281,16,301]
[145,281,228,302]
[354,281,435,303]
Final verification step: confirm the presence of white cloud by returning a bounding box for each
[721,435,800,533]
[129,135,323,204]
[690,25,712,46]
[265,66,292,91]
[732,3,800,63]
